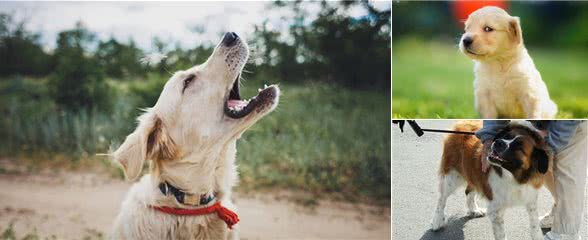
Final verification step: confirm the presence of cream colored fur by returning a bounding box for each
[460,6,557,119]
[110,34,279,240]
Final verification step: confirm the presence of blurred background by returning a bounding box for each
[0,1,390,239]
[392,1,588,118]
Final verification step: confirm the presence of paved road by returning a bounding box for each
[392,120,588,240]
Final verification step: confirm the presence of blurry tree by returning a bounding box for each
[152,37,170,75]
[0,13,54,77]
[308,1,391,90]
[252,0,391,91]
[49,21,112,112]
[251,20,307,84]
[96,38,145,79]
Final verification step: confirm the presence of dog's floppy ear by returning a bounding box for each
[508,16,523,45]
[532,147,549,174]
[113,112,178,180]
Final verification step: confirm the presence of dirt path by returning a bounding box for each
[0,172,390,240]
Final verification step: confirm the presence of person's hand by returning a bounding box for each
[481,140,492,173]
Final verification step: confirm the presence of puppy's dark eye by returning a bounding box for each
[484,26,494,32]
[182,74,196,94]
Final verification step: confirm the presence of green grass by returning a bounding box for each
[0,76,390,202]
[392,37,588,118]
[238,81,390,201]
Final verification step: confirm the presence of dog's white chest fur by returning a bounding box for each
[112,175,236,240]
[488,170,539,207]
[475,65,527,118]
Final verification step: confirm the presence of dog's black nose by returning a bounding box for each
[494,139,508,153]
[222,32,239,47]
[462,37,473,47]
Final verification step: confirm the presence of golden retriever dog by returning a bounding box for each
[460,7,557,119]
[431,121,554,240]
[111,32,280,240]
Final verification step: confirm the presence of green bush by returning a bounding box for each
[0,77,134,156]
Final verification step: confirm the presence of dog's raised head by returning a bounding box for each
[487,121,552,185]
[459,6,523,60]
[114,32,280,181]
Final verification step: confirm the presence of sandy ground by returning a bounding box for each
[0,171,390,240]
[392,120,588,240]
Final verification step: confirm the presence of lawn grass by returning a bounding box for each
[392,37,588,118]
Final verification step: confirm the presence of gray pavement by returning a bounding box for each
[392,120,588,240]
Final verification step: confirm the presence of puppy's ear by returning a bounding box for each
[532,147,549,174]
[113,112,178,180]
[508,16,523,45]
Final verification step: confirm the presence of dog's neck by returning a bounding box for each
[151,139,239,203]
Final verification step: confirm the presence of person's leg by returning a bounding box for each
[550,122,588,239]
[540,167,557,228]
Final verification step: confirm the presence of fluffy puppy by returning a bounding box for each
[459,6,557,119]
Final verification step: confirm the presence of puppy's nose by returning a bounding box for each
[222,32,239,47]
[462,37,473,48]
[494,139,508,153]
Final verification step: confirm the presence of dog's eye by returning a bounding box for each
[484,26,494,32]
[182,74,196,93]
[502,133,515,140]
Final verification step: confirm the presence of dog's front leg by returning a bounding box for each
[488,203,507,240]
[521,95,542,119]
[526,202,543,240]
[475,89,498,118]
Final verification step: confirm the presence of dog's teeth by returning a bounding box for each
[258,88,262,92]
[264,84,268,88]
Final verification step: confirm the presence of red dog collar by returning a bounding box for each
[151,201,239,229]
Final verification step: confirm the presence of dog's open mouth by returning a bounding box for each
[224,75,278,119]
[487,151,506,165]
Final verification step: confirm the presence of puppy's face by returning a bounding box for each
[459,6,522,60]
[114,32,280,180]
[487,122,551,180]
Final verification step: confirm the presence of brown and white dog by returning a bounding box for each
[111,32,279,239]
[431,121,553,240]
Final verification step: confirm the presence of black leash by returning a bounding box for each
[392,120,476,137]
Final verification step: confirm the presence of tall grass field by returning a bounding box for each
[0,76,390,202]
[392,37,588,118]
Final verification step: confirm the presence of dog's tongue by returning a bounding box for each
[227,100,242,108]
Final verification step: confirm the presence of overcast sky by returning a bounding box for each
[0,1,390,52]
